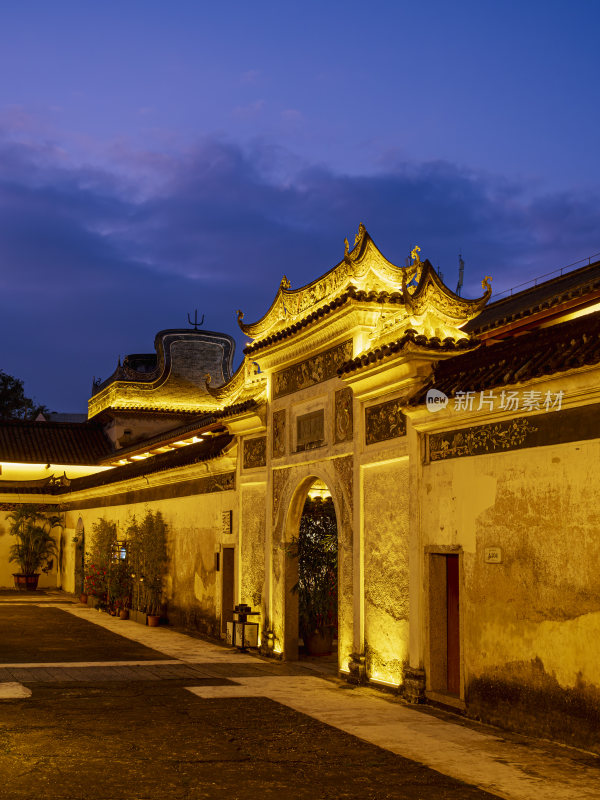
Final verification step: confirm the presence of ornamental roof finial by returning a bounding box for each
[355,222,366,246]
[280,275,291,290]
[411,245,421,264]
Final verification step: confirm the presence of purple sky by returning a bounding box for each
[1,0,599,412]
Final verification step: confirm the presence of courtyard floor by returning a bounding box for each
[0,592,598,799]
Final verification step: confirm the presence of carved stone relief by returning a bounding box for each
[334,387,354,444]
[272,340,353,399]
[333,454,354,516]
[429,417,538,462]
[272,468,291,528]
[365,398,406,445]
[243,436,266,469]
[272,409,286,458]
[197,472,236,494]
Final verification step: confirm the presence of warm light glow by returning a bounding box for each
[308,478,332,500]
[538,301,600,328]
[0,461,110,481]
[370,673,401,688]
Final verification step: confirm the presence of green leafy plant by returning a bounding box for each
[8,504,61,575]
[127,510,168,616]
[84,518,117,608]
[287,496,337,642]
[108,556,132,610]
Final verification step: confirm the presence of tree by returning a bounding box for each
[0,370,47,420]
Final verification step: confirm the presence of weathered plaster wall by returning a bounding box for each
[362,459,410,686]
[0,505,60,590]
[422,439,600,750]
[240,484,266,619]
[63,485,236,635]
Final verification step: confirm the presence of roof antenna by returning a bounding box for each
[187,310,205,330]
[456,252,465,296]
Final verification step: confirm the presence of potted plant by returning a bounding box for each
[84,518,117,609]
[8,504,61,591]
[287,496,338,655]
[108,557,132,619]
[126,511,168,626]
[140,510,168,626]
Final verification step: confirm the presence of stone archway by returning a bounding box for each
[272,461,354,671]
[74,517,85,594]
[283,477,339,661]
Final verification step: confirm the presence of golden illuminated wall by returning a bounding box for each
[362,459,410,686]
[421,437,600,750]
[62,477,237,633]
[0,505,60,590]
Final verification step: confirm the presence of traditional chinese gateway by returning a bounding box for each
[2,225,600,752]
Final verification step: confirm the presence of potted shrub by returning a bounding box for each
[140,510,168,626]
[84,518,117,609]
[108,557,132,619]
[126,511,168,626]
[8,504,61,591]
[287,496,338,655]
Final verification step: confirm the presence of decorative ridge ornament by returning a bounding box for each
[236,226,492,342]
[205,356,266,405]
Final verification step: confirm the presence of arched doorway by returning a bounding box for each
[74,517,85,594]
[284,478,338,664]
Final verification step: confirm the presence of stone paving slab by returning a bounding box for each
[0,605,170,663]
[0,682,30,699]
[52,602,600,800]
[0,663,237,683]
[0,682,498,800]
[186,677,600,800]
[3,598,598,800]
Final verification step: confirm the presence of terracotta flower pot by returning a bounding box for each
[13,574,39,592]
[147,614,160,627]
[80,593,88,604]
[119,609,129,620]
[305,628,333,656]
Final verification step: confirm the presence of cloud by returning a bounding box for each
[231,99,266,119]
[0,132,598,410]
[240,69,261,85]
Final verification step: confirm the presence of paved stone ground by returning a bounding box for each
[0,595,599,800]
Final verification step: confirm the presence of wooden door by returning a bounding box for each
[446,555,460,695]
[221,548,235,634]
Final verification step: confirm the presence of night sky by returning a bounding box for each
[1,1,599,412]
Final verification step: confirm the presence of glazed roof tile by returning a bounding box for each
[465,259,600,335]
[411,309,600,405]
[244,285,404,356]
[69,432,234,492]
[0,420,113,465]
[338,331,479,376]
[0,433,234,496]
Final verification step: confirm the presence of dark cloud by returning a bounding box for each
[1,135,598,411]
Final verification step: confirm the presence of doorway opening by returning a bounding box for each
[428,552,461,696]
[288,479,338,668]
[221,547,235,637]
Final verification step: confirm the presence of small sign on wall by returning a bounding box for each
[222,510,232,535]
[484,547,502,564]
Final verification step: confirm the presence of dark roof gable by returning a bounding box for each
[0,420,113,465]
